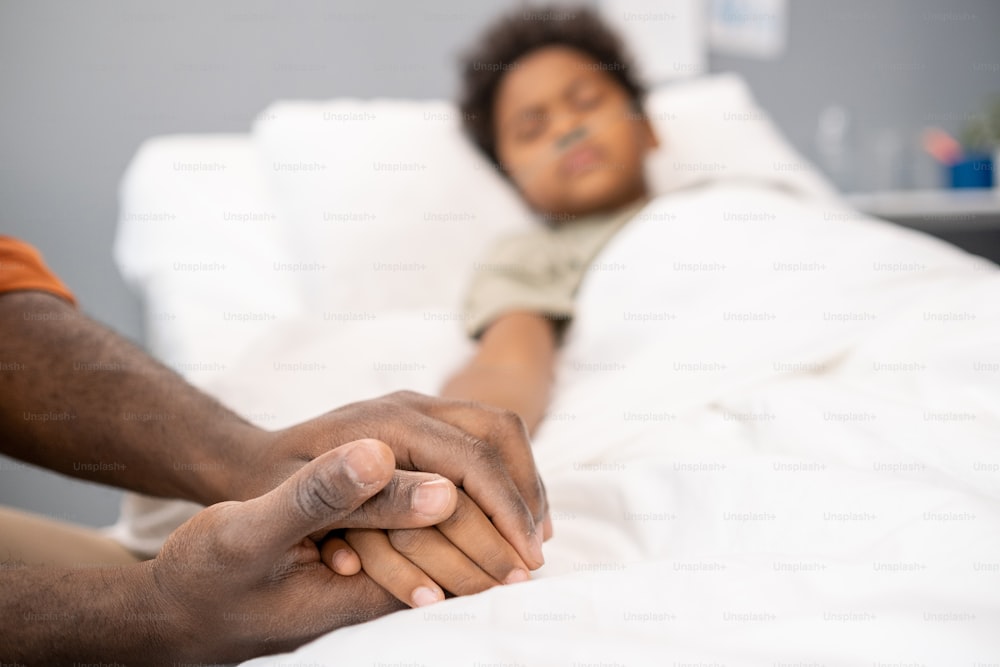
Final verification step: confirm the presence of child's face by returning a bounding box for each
[493,45,659,219]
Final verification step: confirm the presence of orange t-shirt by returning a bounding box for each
[0,236,76,305]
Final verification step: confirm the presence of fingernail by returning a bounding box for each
[411,586,442,608]
[412,479,452,516]
[342,442,380,486]
[505,568,530,584]
[331,549,352,573]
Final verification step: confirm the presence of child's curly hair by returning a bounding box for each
[458,4,647,170]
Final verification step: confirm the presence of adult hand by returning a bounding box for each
[241,391,550,571]
[150,438,457,664]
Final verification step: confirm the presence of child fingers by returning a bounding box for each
[434,491,532,585]
[387,525,500,596]
[344,528,445,608]
[319,535,361,575]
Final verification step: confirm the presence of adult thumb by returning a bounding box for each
[243,438,396,551]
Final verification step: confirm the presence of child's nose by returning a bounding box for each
[554,126,589,151]
[548,109,587,147]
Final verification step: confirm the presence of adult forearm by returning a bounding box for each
[0,562,180,666]
[0,291,266,505]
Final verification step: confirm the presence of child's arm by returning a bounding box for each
[326,312,558,607]
[441,311,559,434]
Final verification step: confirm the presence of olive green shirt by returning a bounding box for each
[464,197,650,338]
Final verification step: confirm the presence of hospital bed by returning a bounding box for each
[111,74,1000,665]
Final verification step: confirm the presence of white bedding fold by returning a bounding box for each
[239,184,1000,665]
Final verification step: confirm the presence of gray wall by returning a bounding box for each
[1,0,998,528]
[710,0,1000,192]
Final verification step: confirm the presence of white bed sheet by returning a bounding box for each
[227,183,1000,665]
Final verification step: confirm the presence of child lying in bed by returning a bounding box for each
[327,4,660,607]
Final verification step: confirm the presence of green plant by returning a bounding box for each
[960,94,1000,152]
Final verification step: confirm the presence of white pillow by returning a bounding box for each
[252,99,537,315]
[644,73,836,198]
[251,74,835,315]
[114,136,302,377]
[116,74,836,370]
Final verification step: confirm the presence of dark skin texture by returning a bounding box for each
[336,45,659,604]
[4,440,431,665]
[0,290,550,663]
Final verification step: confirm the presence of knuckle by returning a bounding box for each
[446,570,493,596]
[376,473,417,526]
[474,407,528,447]
[343,500,377,528]
[495,408,527,436]
[437,494,470,530]
[477,409,530,463]
[477,546,511,572]
[464,433,503,467]
[370,558,416,588]
[387,389,421,405]
[499,489,526,520]
[292,466,352,524]
[388,528,430,555]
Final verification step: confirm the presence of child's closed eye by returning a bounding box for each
[515,112,548,143]
[570,86,604,110]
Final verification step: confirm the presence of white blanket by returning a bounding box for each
[237,183,1000,665]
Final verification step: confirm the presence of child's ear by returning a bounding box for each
[631,99,661,152]
[643,117,661,152]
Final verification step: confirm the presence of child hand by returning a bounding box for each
[319,489,539,607]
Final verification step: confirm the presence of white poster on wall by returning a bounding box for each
[600,0,707,84]
[708,0,787,59]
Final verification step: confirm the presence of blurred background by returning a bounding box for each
[2,0,999,527]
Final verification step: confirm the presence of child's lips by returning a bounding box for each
[559,144,605,176]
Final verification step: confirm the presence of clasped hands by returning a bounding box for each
[150,391,550,661]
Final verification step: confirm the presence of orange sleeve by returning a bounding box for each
[0,236,76,305]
